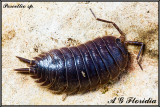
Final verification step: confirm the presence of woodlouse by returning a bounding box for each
[15,9,144,97]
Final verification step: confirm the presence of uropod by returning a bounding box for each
[15,9,144,100]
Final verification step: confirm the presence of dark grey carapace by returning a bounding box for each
[15,9,144,95]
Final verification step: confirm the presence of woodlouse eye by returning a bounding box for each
[116,38,121,43]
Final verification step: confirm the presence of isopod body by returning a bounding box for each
[15,9,144,95]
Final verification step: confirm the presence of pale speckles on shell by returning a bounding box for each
[81,71,86,77]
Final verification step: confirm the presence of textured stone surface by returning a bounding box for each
[2,2,158,105]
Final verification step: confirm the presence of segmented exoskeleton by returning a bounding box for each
[15,9,144,96]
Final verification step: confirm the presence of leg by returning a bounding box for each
[124,41,144,70]
[90,9,125,42]
[62,93,68,101]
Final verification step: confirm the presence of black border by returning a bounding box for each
[1,1,159,106]
[1,0,160,2]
